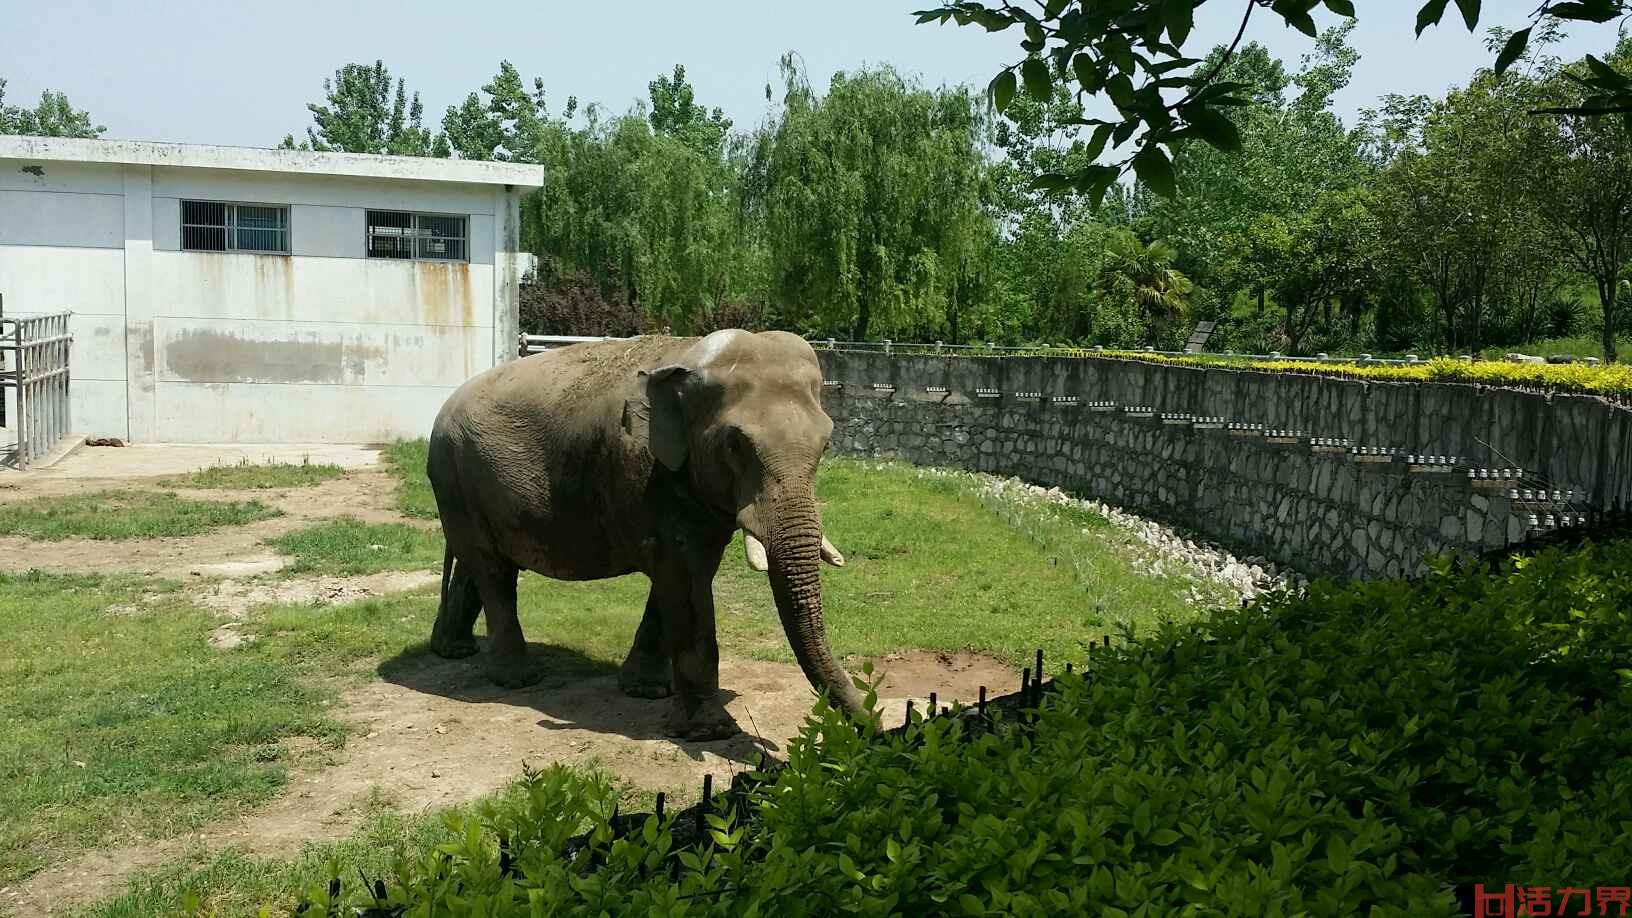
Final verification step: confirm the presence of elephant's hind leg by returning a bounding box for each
[429,551,482,659]
[619,590,673,698]
[468,556,538,689]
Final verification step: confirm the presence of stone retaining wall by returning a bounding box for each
[815,352,1621,579]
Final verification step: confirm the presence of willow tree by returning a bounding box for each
[525,67,763,333]
[759,60,990,341]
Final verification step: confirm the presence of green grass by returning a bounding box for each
[0,571,345,888]
[162,458,347,490]
[266,518,443,575]
[382,439,437,519]
[1,448,1215,907]
[0,491,280,541]
[77,766,655,918]
[1477,334,1632,361]
[369,443,1212,669]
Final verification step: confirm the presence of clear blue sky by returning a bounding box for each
[0,1,1619,148]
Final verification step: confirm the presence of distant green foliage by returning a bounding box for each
[0,77,103,137]
[294,536,1632,915]
[268,518,442,575]
[0,491,278,541]
[163,458,346,491]
[760,60,990,341]
[278,60,447,156]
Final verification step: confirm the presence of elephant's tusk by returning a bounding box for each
[820,536,845,567]
[744,533,769,572]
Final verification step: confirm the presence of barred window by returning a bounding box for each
[181,201,289,253]
[366,210,468,261]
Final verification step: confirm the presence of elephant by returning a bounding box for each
[423,329,866,740]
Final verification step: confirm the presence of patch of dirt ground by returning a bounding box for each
[0,468,434,580]
[0,650,1020,917]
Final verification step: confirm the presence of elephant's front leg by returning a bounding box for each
[654,551,734,741]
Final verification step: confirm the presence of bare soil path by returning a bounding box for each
[0,466,431,579]
[1,649,1017,917]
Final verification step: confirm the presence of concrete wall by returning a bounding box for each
[818,352,1617,579]
[0,155,526,443]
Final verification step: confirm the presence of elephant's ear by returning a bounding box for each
[639,365,691,471]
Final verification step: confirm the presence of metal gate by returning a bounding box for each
[0,296,74,469]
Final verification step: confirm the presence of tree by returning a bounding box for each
[914,0,1629,201]
[442,61,567,162]
[1536,39,1632,362]
[1094,230,1194,347]
[647,65,732,156]
[280,61,447,156]
[1148,26,1368,295]
[525,81,762,334]
[0,79,104,138]
[1371,31,1560,354]
[759,59,989,341]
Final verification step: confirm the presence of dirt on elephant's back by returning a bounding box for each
[556,335,697,404]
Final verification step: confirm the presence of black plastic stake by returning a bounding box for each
[1103,634,1111,649]
[655,792,666,821]
[928,691,937,717]
[1065,662,1073,675]
[1021,667,1031,701]
[905,699,915,725]
[698,774,712,835]
[978,685,987,714]
[1035,649,1044,685]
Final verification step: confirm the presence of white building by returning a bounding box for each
[0,136,542,444]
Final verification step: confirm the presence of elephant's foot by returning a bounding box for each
[486,653,542,690]
[618,657,672,699]
[666,696,739,741]
[429,634,479,660]
[619,673,672,699]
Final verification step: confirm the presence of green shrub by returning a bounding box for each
[284,538,1632,916]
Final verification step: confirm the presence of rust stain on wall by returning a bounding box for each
[414,261,473,327]
[128,321,156,391]
[164,329,386,385]
[252,255,295,319]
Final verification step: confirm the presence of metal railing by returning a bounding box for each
[1,297,74,469]
[804,338,1434,367]
[521,334,622,355]
[518,332,1463,368]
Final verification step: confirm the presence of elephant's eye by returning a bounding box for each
[726,426,751,456]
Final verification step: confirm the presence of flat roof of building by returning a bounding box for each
[0,136,543,188]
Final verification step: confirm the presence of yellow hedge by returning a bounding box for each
[1010,350,1632,399]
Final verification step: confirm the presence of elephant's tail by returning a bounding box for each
[439,543,455,613]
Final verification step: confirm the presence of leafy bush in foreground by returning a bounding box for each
[290,539,1632,916]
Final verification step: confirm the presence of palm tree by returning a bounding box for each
[1094,230,1194,346]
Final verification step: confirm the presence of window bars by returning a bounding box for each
[366,211,468,261]
[181,201,290,254]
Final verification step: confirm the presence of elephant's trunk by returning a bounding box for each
[762,489,866,716]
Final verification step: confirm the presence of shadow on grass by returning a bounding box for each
[375,641,776,767]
